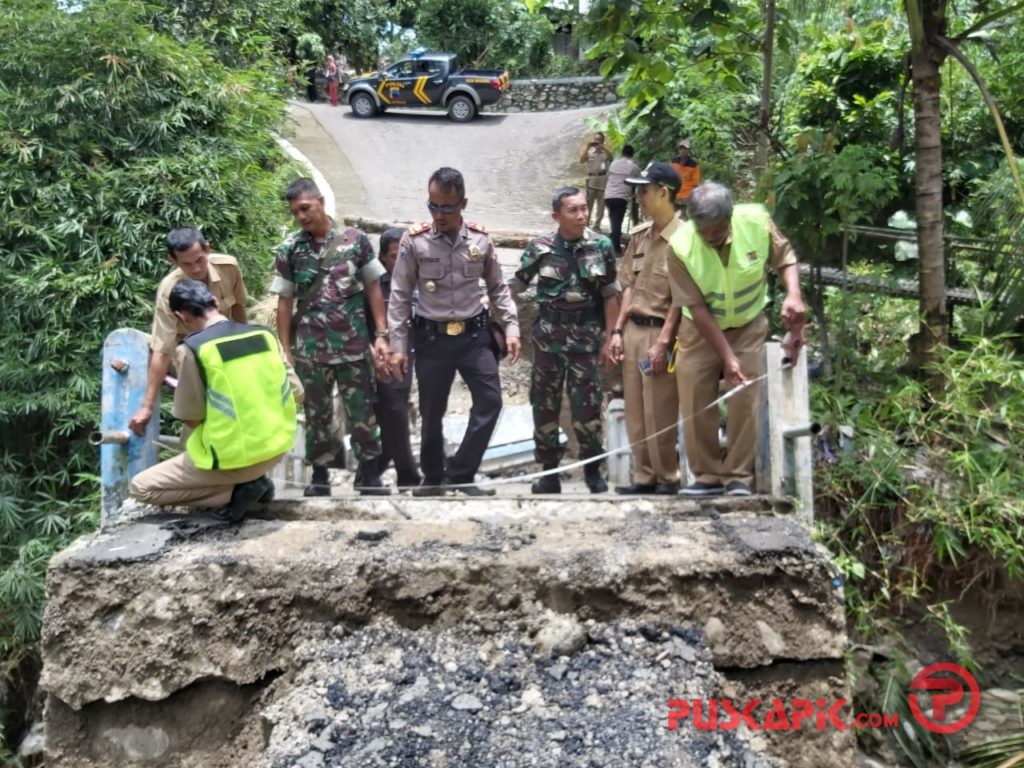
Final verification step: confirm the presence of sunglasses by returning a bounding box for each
[427,200,463,214]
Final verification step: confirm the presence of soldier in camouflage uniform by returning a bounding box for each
[510,186,620,494]
[271,178,391,496]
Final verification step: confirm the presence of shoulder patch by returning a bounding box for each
[629,221,654,235]
[466,221,488,234]
[408,222,431,236]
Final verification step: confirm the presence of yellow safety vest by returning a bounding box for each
[669,203,771,329]
[184,322,296,470]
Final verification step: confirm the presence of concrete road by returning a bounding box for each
[292,101,612,232]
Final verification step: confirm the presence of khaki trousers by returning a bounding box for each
[676,314,766,486]
[622,323,680,485]
[130,451,285,508]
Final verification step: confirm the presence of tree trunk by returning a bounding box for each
[906,0,948,392]
[754,0,776,177]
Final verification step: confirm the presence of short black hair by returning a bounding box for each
[169,278,217,317]
[429,167,465,200]
[551,186,583,212]
[285,177,321,201]
[622,144,635,158]
[379,226,405,257]
[165,227,207,257]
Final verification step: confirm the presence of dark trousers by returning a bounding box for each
[374,356,420,486]
[414,325,502,484]
[606,197,628,254]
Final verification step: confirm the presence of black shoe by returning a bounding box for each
[214,478,266,523]
[654,482,680,495]
[258,477,275,502]
[614,483,657,495]
[444,479,496,497]
[304,465,331,497]
[396,473,423,491]
[531,473,561,494]
[681,481,725,497]
[583,464,608,494]
[412,481,445,497]
[356,460,391,496]
[725,480,753,497]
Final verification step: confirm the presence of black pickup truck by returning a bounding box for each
[342,50,510,123]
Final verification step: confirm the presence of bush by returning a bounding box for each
[0,0,296,749]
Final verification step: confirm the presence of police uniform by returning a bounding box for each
[619,218,682,488]
[387,220,519,488]
[668,206,797,488]
[130,317,302,507]
[150,254,248,360]
[270,222,386,468]
[583,145,611,227]
[510,229,618,467]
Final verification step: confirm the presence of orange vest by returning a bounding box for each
[671,159,701,202]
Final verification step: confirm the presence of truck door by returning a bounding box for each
[414,58,448,105]
[378,60,416,105]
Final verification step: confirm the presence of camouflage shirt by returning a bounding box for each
[510,229,619,309]
[270,222,386,364]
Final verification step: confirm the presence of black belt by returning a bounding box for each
[415,312,487,336]
[629,313,665,327]
[539,305,600,324]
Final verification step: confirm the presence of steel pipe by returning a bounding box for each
[89,430,130,446]
[782,422,821,440]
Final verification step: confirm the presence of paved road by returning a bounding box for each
[297,102,612,232]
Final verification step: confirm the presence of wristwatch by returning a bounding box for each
[610,328,622,336]
[375,329,389,339]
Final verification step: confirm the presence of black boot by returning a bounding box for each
[213,477,266,523]
[584,461,608,494]
[304,465,331,497]
[531,463,561,494]
[357,460,391,496]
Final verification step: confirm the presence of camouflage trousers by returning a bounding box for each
[295,357,380,466]
[530,345,604,465]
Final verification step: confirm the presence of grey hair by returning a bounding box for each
[688,182,733,227]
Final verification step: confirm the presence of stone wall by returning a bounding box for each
[497,76,621,112]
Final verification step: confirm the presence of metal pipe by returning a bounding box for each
[89,430,130,446]
[782,422,821,440]
[156,434,181,449]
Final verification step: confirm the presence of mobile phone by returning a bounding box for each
[638,356,652,376]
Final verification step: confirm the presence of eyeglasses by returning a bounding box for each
[427,200,463,214]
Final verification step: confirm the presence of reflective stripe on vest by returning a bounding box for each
[184,322,297,470]
[668,204,771,329]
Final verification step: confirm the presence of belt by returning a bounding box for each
[415,312,487,336]
[628,313,665,327]
[539,304,600,324]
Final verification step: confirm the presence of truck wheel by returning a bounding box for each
[447,95,476,123]
[350,92,377,118]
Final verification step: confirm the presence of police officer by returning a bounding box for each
[128,228,249,437]
[387,167,521,497]
[271,177,391,497]
[130,279,302,522]
[668,181,806,497]
[579,132,611,229]
[608,162,683,495]
[510,186,619,494]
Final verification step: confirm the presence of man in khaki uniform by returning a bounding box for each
[608,162,683,495]
[579,132,611,230]
[129,228,248,436]
[668,181,805,497]
[388,167,521,497]
[130,280,303,522]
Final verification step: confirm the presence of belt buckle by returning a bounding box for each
[446,320,465,336]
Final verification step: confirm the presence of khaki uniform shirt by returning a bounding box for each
[173,317,304,422]
[620,218,682,320]
[150,254,247,356]
[387,220,520,355]
[668,218,798,309]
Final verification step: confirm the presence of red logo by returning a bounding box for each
[908,662,980,734]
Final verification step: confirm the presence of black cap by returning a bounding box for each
[626,162,681,193]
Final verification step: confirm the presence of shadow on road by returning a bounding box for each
[339,110,509,126]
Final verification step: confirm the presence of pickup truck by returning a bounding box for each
[342,50,510,123]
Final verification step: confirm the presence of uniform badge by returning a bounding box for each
[747,251,758,262]
[425,280,437,293]
[468,245,483,261]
